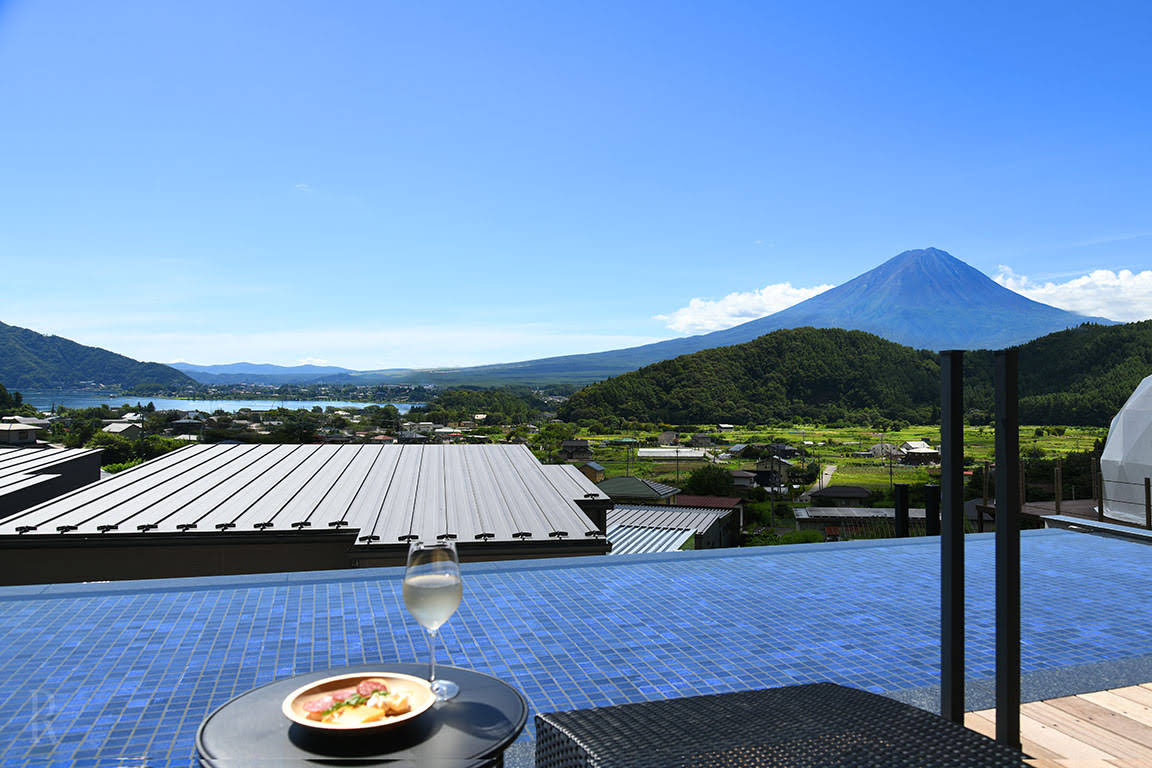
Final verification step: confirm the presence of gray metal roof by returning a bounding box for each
[795,507,931,520]
[0,444,604,544]
[0,447,102,495]
[595,476,680,500]
[608,504,729,534]
[606,523,694,555]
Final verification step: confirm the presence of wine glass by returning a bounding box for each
[402,540,463,701]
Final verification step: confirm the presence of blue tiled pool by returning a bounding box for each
[2,529,1151,766]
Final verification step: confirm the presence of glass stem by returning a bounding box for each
[427,628,438,684]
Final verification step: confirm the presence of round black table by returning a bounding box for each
[196,664,528,767]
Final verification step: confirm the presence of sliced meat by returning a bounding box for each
[329,687,358,702]
[357,678,389,697]
[302,695,335,720]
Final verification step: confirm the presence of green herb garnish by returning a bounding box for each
[322,691,370,717]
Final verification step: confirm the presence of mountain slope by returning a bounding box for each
[560,321,1152,427]
[0,321,196,390]
[331,248,1112,386]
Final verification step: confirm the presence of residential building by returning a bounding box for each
[0,424,43,447]
[102,423,142,439]
[558,440,594,461]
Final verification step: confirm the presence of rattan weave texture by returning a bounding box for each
[535,682,1029,767]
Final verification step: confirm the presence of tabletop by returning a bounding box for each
[197,663,528,768]
[535,682,1031,767]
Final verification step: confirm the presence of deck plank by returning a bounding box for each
[1078,691,1152,730]
[969,710,1067,762]
[976,705,1117,762]
[1115,686,1152,708]
[1022,700,1152,761]
[1045,696,1152,750]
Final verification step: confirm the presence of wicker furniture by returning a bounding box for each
[535,682,1029,767]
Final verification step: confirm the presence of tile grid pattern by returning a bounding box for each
[1,530,1150,766]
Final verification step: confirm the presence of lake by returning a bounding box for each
[18,390,419,414]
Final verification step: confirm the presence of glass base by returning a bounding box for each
[431,678,459,701]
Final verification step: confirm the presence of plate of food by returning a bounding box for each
[281,672,436,730]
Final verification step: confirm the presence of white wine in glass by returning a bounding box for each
[402,540,463,701]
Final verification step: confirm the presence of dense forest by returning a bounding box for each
[0,321,195,391]
[405,387,550,425]
[560,323,1152,427]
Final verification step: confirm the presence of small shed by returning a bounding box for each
[656,431,679,446]
[579,461,606,484]
[729,469,756,489]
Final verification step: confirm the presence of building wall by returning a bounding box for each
[0,452,103,521]
[0,533,612,586]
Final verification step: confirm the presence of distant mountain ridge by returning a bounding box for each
[316,248,1114,386]
[170,361,354,385]
[0,321,195,391]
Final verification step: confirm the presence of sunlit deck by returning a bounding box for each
[968,682,1152,767]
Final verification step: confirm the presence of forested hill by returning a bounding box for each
[0,321,196,390]
[560,328,942,426]
[559,322,1152,427]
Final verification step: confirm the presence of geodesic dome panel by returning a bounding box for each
[1101,374,1152,524]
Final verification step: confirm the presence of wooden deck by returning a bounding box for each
[966,683,1152,767]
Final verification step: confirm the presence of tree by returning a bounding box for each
[680,464,735,496]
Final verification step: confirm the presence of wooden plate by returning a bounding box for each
[281,672,435,731]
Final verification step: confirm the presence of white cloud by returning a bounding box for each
[655,282,834,334]
[294,183,311,192]
[994,266,1152,322]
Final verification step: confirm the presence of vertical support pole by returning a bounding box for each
[940,350,965,724]
[1054,459,1062,516]
[894,483,909,538]
[925,483,941,536]
[995,350,1021,750]
[981,460,990,533]
[1145,478,1151,531]
[1019,459,1026,514]
[1097,459,1105,522]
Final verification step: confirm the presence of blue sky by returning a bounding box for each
[1,0,1149,370]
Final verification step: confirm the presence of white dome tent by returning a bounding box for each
[1100,374,1152,524]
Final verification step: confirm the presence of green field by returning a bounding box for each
[563,424,1107,495]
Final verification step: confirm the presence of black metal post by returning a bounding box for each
[940,350,965,724]
[995,349,1021,750]
[1145,478,1150,531]
[925,484,940,536]
[894,483,909,538]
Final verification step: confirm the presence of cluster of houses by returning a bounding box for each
[852,440,941,465]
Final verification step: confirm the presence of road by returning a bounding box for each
[801,463,837,499]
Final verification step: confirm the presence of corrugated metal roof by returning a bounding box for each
[0,444,603,544]
[795,507,930,519]
[606,523,694,555]
[595,476,680,500]
[636,448,709,459]
[608,504,729,534]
